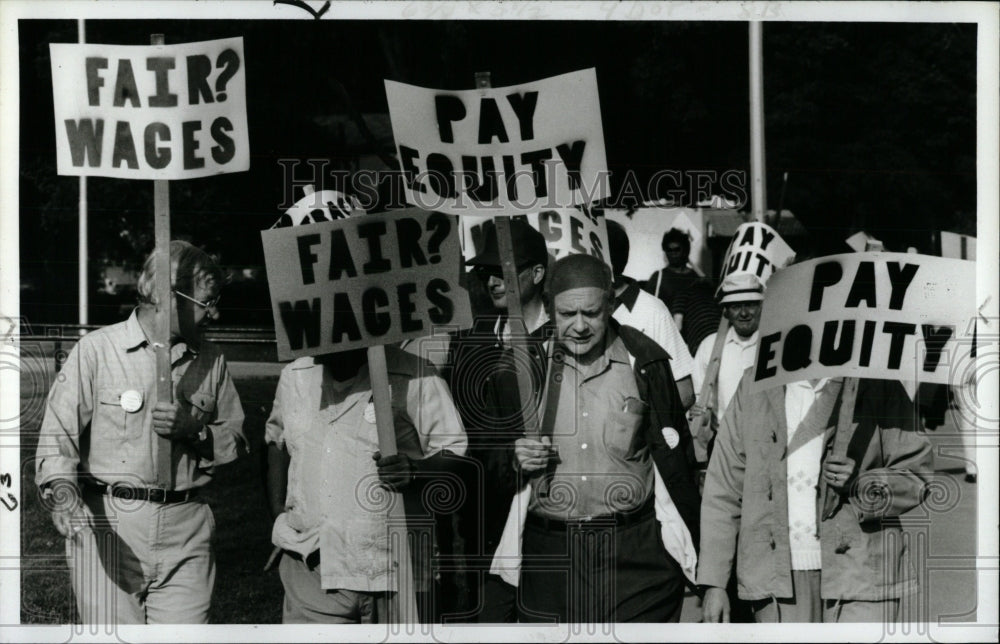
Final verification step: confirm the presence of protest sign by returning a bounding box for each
[845,230,883,253]
[459,208,609,266]
[751,252,976,391]
[278,189,366,227]
[940,231,976,260]
[261,208,472,360]
[528,207,609,263]
[50,37,249,179]
[384,69,608,216]
[718,221,795,287]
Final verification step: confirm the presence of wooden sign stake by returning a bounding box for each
[821,377,859,520]
[151,33,174,490]
[477,71,546,494]
[691,317,730,463]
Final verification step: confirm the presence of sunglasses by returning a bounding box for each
[173,289,221,310]
[473,263,536,281]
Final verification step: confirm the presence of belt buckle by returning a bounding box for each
[148,488,166,503]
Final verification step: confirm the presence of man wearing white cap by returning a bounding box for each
[691,272,765,448]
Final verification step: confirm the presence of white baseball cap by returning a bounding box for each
[718,272,765,305]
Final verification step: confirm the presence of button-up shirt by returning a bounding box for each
[265,347,467,592]
[529,330,653,520]
[692,327,759,423]
[35,309,246,492]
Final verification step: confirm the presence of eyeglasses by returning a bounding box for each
[173,289,221,310]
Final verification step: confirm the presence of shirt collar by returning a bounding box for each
[558,327,629,374]
[787,376,840,393]
[725,327,759,347]
[121,309,149,351]
[496,306,549,343]
[614,279,641,312]
[122,307,199,358]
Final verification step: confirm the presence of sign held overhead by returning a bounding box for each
[261,209,473,360]
[718,221,795,288]
[50,37,250,179]
[385,69,609,216]
[751,252,976,390]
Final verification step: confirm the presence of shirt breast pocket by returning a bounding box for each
[603,409,645,460]
[183,391,217,424]
[95,387,144,440]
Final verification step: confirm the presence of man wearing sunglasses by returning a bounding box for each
[35,240,246,624]
[444,217,551,622]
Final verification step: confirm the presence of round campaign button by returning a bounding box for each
[120,390,143,413]
[661,427,680,449]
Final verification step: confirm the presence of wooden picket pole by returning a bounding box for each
[367,343,420,625]
[690,317,730,463]
[151,33,174,490]
[821,377,859,520]
[476,71,547,495]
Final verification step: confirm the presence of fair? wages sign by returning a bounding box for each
[261,209,473,360]
[751,253,976,391]
[50,37,249,179]
[385,69,608,216]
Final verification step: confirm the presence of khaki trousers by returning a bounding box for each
[68,489,216,624]
[750,570,900,623]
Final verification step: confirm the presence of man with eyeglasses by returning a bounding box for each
[444,217,551,622]
[35,240,246,624]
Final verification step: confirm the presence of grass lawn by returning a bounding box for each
[19,369,284,624]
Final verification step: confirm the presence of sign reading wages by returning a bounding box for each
[751,252,976,390]
[262,209,473,360]
[385,69,608,216]
[528,207,609,263]
[50,37,249,179]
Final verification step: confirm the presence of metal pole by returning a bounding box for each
[78,19,88,331]
[749,21,767,222]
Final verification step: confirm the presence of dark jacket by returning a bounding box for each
[615,322,701,544]
[447,316,554,558]
[486,319,701,546]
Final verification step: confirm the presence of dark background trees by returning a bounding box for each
[18,19,977,325]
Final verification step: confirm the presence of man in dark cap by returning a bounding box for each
[506,253,700,623]
[445,217,552,622]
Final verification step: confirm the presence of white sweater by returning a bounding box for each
[784,379,832,570]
